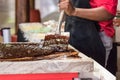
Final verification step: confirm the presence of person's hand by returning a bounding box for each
[113,18,120,27]
[58,0,75,16]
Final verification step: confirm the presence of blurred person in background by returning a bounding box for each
[59,0,118,74]
[113,10,120,27]
[114,20,120,26]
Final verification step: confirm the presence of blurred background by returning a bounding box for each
[0,0,120,79]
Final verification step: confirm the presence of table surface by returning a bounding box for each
[0,46,116,80]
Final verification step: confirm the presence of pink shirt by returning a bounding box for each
[90,0,118,37]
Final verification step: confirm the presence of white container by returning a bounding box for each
[2,28,11,43]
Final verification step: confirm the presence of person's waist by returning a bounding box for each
[99,28,115,37]
[100,29,104,32]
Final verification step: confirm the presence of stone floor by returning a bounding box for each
[117,72,120,80]
[116,47,120,80]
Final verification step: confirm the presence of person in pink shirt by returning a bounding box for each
[59,0,118,74]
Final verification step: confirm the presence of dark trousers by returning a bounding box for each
[106,43,117,75]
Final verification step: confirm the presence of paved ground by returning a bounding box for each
[117,47,120,80]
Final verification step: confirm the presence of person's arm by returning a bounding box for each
[59,0,115,21]
[72,7,114,21]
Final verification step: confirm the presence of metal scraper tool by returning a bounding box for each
[55,10,65,35]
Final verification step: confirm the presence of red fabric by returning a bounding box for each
[0,73,78,80]
[90,0,118,37]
